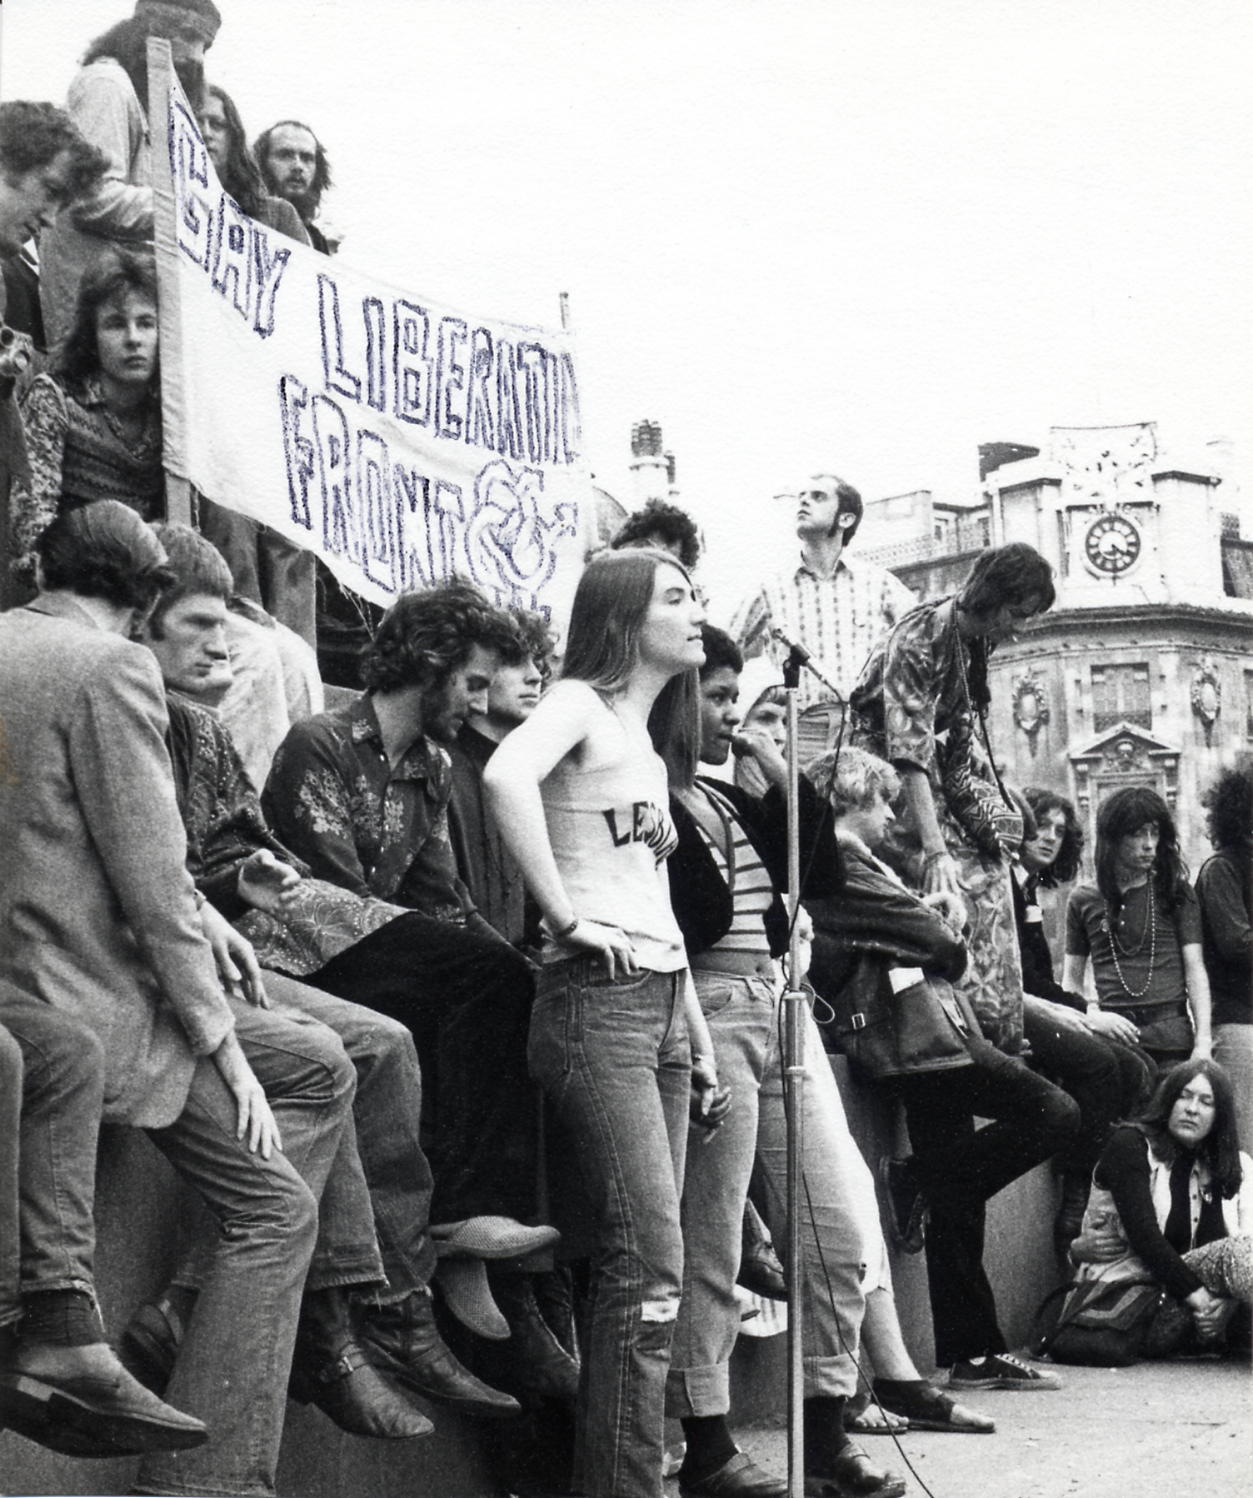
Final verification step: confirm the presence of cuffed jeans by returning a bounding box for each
[1023,997,1154,1175]
[135,1010,355,1498]
[753,995,879,1398]
[668,969,776,1419]
[898,1039,1080,1368]
[309,910,539,1226]
[530,958,690,1498]
[0,998,106,1330]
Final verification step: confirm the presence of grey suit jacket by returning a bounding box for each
[0,595,234,1126]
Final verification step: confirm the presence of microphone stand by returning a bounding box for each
[779,638,843,1498]
[780,641,807,1498]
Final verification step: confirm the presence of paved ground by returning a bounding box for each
[697,1354,1250,1498]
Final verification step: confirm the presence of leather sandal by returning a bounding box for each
[872,1377,994,1433]
[805,1442,907,1498]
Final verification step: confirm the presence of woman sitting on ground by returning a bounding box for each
[1072,1058,1252,1357]
[11,247,161,583]
[1062,786,1213,1068]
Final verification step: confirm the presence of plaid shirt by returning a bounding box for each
[730,552,915,711]
[263,693,471,926]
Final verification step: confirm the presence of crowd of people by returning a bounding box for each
[0,5,1250,1498]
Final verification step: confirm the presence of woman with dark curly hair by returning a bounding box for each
[1197,763,1253,1151]
[1069,1059,1252,1359]
[1015,787,1154,1252]
[1063,787,1213,1066]
[11,247,161,583]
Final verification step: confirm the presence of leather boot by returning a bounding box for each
[531,1265,579,1359]
[488,1269,581,1405]
[358,1288,521,1420]
[289,1287,433,1440]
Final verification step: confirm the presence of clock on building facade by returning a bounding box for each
[1083,511,1142,576]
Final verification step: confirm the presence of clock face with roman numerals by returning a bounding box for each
[1084,512,1142,575]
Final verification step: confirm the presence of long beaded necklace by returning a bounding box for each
[1106,881,1157,999]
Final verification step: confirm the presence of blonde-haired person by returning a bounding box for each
[485,548,723,1498]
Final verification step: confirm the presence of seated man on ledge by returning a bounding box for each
[132,524,570,1413]
[0,501,357,1498]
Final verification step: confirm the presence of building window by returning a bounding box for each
[1092,663,1151,733]
[1245,671,1253,744]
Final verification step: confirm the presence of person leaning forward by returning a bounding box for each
[0,501,354,1498]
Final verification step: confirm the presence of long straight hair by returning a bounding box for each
[1095,785,1189,916]
[560,547,700,785]
[1133,1058,1242,1199]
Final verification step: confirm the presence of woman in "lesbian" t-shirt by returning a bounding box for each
[485,548,723,1498]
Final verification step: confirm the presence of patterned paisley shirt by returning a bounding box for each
[167,691,403,976]
[851,595,978,783]
[263,692,472,925]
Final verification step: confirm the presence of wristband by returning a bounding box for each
[553,916,579,941]
[923,849,949,867]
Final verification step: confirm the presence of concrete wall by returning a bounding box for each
[3,1057,1064,1495]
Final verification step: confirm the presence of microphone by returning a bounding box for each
[771,627,813,665]
[769,628,845,703]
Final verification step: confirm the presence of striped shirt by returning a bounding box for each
[731,552,915,712]
[694,787,774,953]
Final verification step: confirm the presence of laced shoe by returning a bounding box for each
[947,1352,1062,1391]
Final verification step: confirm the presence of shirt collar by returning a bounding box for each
[795,550,854,582]
[351,692,437,781]
[77,375,108,409]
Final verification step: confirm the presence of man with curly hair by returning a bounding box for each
[1198,763,1253,1152]
[611,499,702,572]
[448,606,555,949]
[263,582,576,1401]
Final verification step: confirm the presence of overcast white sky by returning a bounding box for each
[3,0,1250,614]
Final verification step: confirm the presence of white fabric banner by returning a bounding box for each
[151,54,588,620]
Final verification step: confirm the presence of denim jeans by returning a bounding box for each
[530,958,690,1498]
[1215,1024,1253,1156]
[667,969,776,1418]
[898,1038,1080,1367]
[136,1010,355,1498]
[310,910,540,1225]
[265,973,435,1295]
[753,997,880,1398]
[0,997,106,1329]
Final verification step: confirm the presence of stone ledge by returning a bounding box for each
[3,1054,1064,1494]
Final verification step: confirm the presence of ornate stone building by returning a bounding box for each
[863,423,1253,875]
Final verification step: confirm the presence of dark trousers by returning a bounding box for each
[1022,1002,1155,1176]
[310,911,539,1225]
[897,1039,1080,1367]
